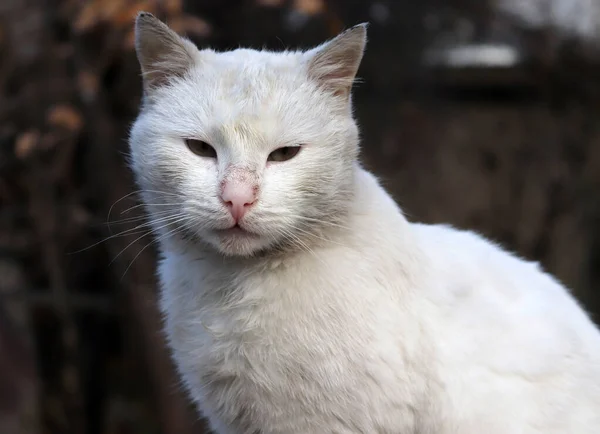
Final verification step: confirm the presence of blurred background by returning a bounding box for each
[1,0,599,433]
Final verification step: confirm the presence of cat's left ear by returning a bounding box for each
[134,12,197,93]
[305,24,368,99]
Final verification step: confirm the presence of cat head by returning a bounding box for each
[129,13,367,257]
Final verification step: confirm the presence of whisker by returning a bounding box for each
[120,202,185,215]
[130,188,181,197]
[276,227,327,266]
[287,224,348,249]
[119,217,194,280]
[255,212,352,232]
[109,215,190,266]
[69,213,187,254]
[106,209,174,226]
[106,189,181,224]
[108,212,187,237]
[288,215,352,231]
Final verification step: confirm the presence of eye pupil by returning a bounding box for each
[186,139,217,159]
[268,146,301,162]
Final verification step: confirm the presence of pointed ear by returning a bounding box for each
[305,23,368,98]
[134,12,197,92]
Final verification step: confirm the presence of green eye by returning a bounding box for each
[186,139,217,158]
[267,146,301,162]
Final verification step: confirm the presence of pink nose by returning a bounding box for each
[220,181,257,222]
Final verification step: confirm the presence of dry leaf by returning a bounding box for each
[164,0,183,15]
[327,14,344,35]
[14,131,40,159]
[99,0,124,22]
[123,28,136,50]
[293,0,325,15]
[168,15,211,37]
[47,105,83,133]
[74,1,101,32]
[113,1,157,26]
[74,0,146,32]
[78,71,100,102]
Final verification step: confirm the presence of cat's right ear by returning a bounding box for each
[134,12,196,93]
[304,23,368,100]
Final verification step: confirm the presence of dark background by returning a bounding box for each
[1,0,599,433]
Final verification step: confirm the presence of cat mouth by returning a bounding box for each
[216,224,259,238]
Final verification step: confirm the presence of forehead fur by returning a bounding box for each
[133,13,367,152]
[141,48,353,154]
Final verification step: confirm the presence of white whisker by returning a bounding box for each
[107,189,181,223]
[109,215,191,266]
[288,224,348,249]
[256,212,352,232]
[120,201,184,215]
[70,213,187,255]
[276,227,327,267]
[106,209,174,227]
[119,218,193,280]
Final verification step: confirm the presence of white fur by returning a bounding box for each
[129,16,600,434]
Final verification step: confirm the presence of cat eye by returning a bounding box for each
[186,139,217,159]
[267,146,301,162]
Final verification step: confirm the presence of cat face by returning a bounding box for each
[129,13,366,256]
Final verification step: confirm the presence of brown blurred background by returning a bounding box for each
[1,0,599,433]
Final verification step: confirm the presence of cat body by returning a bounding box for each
[159,168,600,434]
[129,13,600,434]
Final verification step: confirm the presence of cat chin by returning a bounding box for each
[206,228,275,257]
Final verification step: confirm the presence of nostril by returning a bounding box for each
[220,180,259,216]
[223,199,254,209]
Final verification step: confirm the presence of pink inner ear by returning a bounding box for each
[310,61,355,96]
[308,33,365,97]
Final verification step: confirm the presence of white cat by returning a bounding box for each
[129,12,600,434]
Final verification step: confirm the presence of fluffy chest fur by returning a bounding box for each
[158,238,443,434]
